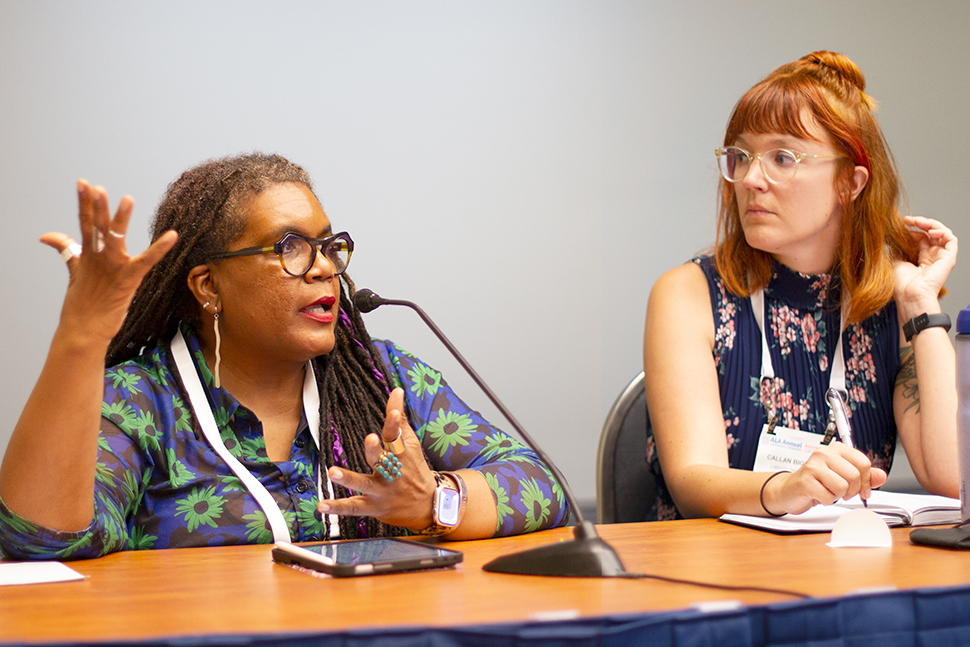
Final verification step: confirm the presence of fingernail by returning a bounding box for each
[330,468,342,481]
[317,502,331,514]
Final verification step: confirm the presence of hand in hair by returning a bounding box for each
[41,180,178,346]
[893,216,958,320]
[317,387,438,531]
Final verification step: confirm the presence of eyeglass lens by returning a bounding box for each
[279,234,351,276]
[718,148,799,184]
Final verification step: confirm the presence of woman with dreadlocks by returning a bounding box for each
[0,153,567,559]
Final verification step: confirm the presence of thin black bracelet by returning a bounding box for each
[760,470,790,517]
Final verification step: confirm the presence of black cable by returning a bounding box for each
[617,571,811,599]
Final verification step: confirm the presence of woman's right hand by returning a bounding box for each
[42,180,178,346]
[761,443,888,516]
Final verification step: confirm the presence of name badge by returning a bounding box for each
[752,424,824,473]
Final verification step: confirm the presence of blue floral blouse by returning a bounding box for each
[646,256,901,520]
[0,325,567,559]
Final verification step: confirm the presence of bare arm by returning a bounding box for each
[892,216,959,497]
[0,181,177,530]
[645,262,886,518]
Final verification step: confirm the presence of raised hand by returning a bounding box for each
[41,180,177,346]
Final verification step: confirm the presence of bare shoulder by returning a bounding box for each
[647,262,711,317]
[645,261,715,356]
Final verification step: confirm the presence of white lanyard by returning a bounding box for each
[170,330,338,542]
[750,289,846,414]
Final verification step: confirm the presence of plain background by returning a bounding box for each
[1,1,967,513]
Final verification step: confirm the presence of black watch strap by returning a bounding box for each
[902,312,951,342]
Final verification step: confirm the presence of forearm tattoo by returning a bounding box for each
[896,345,919,415]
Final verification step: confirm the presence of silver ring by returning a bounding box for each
[61,242,83,262]
[95,230,105,253]
[108,229,125,239]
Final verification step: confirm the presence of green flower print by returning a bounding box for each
[166,448,193,489]
[102,401,137,428]
[130,410,162,453]
[143,362,171,386]
[297,499,325,537]
[519,478,551,533]
[109,369,144,396]
[244,509,299,543]
[485,472,514,528]
[243,510,274,544]
[480,434,526,461]
[175,486,226,532]
[172,397,193,435]
[129,525,158,550]
[219,475,246,493]
[408,364,442,398]
[427,411,474,458]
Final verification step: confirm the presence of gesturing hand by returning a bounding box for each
[43,180,177,345]
[317,388,437,531]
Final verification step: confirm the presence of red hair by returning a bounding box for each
[714,51,920,325]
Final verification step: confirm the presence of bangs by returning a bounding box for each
[725,78,828,145]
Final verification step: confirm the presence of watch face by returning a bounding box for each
[436,487,461,527]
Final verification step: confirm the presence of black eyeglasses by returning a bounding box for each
[210,231,354,277]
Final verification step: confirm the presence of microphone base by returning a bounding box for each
[481,521,628,577]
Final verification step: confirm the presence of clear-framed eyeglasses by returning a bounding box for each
[210,231,354,277]
[714,146,844,184]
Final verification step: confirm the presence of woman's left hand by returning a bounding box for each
[893,216,958,316]
[317,388,437,531]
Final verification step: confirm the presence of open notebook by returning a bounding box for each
[720,490,961,534]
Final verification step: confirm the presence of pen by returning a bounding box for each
[826,388,868,508]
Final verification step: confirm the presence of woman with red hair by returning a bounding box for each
[643,51,959,520]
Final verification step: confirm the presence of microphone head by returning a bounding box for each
[353,288,385,313]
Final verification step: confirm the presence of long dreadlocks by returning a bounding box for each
[107,152,405,539]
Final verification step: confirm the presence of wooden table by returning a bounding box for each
[3,519,970,644]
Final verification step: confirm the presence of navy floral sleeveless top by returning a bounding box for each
[646,256,900,521]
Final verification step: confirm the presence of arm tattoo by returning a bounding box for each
[896,345,920,415]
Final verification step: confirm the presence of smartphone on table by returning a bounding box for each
[272,538,463,577]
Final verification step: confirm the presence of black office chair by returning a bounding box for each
[596,372,655,524]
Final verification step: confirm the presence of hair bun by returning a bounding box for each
[804,51,866,92]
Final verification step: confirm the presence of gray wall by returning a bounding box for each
[1,1,967,506]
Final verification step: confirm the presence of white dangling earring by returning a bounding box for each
[204,301,222,389]
[213,311,222,389]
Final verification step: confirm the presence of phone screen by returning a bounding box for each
[300,538,456,565]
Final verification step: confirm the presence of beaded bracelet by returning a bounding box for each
[759,470,790,517]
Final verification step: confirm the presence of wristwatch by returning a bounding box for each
[417,472,467,537]
[902,312,951,342]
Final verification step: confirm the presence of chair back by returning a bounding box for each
[596,372,655,523]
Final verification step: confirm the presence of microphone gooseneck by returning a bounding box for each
[354,288,627,577]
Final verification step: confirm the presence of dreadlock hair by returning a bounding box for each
[108,152,406,540]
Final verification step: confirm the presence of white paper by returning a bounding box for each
[0,561,85,586]
[827,508,893,547]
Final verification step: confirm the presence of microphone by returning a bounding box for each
[353,288,627,577]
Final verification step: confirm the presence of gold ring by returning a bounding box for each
[386,427,406,455]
